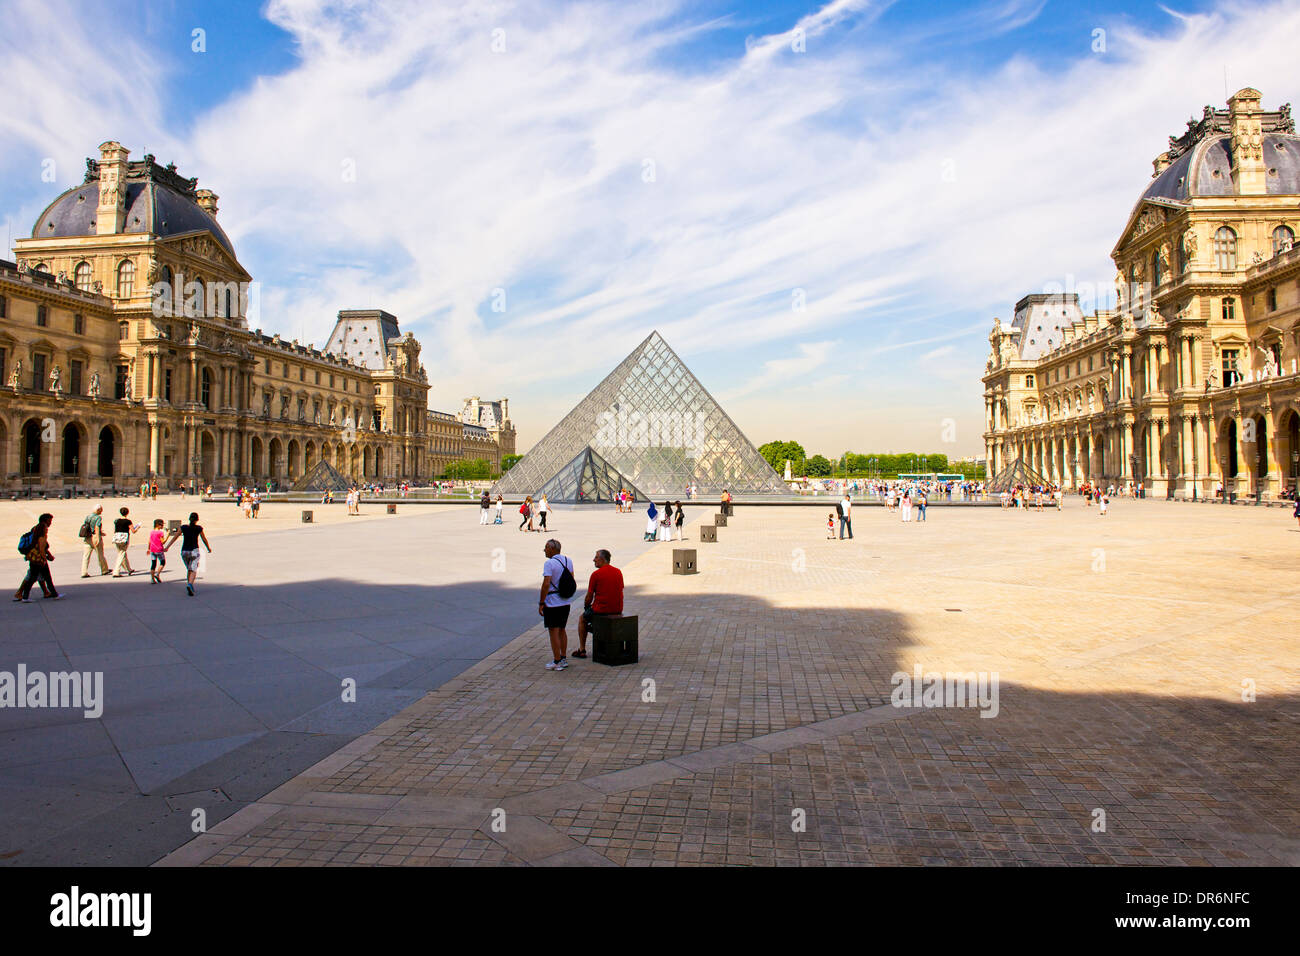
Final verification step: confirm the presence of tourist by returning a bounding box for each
[659,504,673,542]
[538,494,550,532]
[839,492,853,539]
[1099,491,1109,516]
[164,512,212,597]
[674,500,685,540]
[13,513,58,602]
[147,519,167,583]
[251,490,261,518]
[917,491,928,521]
[80,505,110,578]
[644,501,658,541]
[1293,496,1300,529]
[826,512,835,539]
[494,494,504,524]
[574,548,623,659]
[901,489,912,522]
[519,495,533,531]
[111,507,140,577]
[479,490,491,525]
[538,538,575,670]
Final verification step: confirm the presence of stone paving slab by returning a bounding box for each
[153,499,1300,866]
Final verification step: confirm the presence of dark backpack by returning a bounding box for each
[554,557,577,600]
[17,530,35,555]
[835,501,844,517]
[79,517,94,539]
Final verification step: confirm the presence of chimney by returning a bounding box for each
[1228,87,1266,195]
[1152,151,1172,176]
[500,398,509,421]
[95,141,129,235]
[195,189,219,217]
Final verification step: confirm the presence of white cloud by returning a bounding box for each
[4,0,1300,458]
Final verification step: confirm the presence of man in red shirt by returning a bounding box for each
[573,549,624,659]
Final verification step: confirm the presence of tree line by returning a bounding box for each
[758,441,984,479]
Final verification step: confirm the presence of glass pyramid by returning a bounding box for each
[492,331,786,502]
[986,457,1050,493]
[537,446,647,504]
[292,459,352,493]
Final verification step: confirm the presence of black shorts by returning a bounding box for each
[542,604,571,629]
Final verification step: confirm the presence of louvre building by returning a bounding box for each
[0,141,514,491]
[984,89,1300,498]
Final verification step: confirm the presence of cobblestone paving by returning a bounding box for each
[158,499,1300,866]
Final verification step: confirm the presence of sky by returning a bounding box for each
[3,0,1298,460]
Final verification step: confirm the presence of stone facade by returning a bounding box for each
[984,89,1300,498]
[1,141,514,491]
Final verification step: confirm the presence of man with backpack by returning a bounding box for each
[79,505,110,577]
[14,513,58,602]
[538,538,576,671]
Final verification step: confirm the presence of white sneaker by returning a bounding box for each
[546,660,559,670]
[555,658,568,670]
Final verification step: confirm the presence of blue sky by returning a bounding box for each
[2,0,1295,457]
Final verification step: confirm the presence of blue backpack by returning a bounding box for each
[17,530,35,555]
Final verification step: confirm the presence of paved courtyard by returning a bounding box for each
[105,496,1300,867]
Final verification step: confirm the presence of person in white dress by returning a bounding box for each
[901,489,912,522]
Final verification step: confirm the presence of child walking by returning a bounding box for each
[826,513,835,539]
[148,519,167,583]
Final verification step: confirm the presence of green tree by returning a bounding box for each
[758,440,806,474]
[445,458,493,480]
[502,454,523,473]
[805,454,832,476]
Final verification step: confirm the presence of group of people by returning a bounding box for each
[478,491,506,524]
[14,507,213,602]
[643,501,686,541]
[231,487,263,518]
[997,484,1062,511]
[517,495,550,532]
[537,539,624,671]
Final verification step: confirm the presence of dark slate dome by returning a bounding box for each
[1142,131,1300,202]
[32,157,236,257]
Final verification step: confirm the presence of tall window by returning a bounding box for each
[1025,374,1034,387]
[70,360,83,396]
[1214,227,1237,270]
[1268,287,1278,312]
[1222,349,1240,386]
[74,261,92,291]
[114,364,128,399]
[116,259,135,298]
[0,294,6,317]
[33,353,47,391]
[164,368,172,402]
[1273,224,1294,256]
[119,321,129,340]
[201,368,211,409]
[73,313,84,335]
[1222,297,1236,322]
[1151,248,1164,287]
[36,305,47,327]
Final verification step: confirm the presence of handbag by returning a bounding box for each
[112,532,129,546]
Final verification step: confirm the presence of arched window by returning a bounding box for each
[74,261,93,291]
[1272,224,1294,256]
[1151,248,1163,287]
[116,259,134,298]
[1214,227,1237,271]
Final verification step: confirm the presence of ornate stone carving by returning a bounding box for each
[49,365,63,395]
[1133,206,1165,239]
[89,371,101,399]
[8,359,21,390]
[1182,229,1198,265]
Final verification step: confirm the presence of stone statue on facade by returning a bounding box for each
[189,322,203,345]
[1183,229,1197,264]
[89,371,101,399]
[9,359,21,390]
[49,365,63,395]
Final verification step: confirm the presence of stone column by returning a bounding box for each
[149,421,160,476]
[1121,347,1133,399]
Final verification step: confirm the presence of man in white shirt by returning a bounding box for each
[839,494,853,539]
[538,538,575,671]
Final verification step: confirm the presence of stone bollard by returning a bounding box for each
[673,548,697,574]
[699,525,717,543]
[167,519,182,533]
[591,614,639,665]
[386,503,397,514]
[715,513,728,527]
[301,510,313,523]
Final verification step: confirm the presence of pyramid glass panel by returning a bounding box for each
[492,331,786,501]
[536,446,646,504]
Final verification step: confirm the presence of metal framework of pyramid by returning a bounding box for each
[292,459,352,493]
[986,457,1050,493]
[492,331,785,502]
[537,446,647,504]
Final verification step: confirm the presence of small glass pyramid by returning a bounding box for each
[986,457,1050,492]
[493,331,785,502]
[537,446,647,504]
[291,459,353,493]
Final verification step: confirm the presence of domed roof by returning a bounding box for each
[31,156,237,257]
[1142,131,1300,202]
